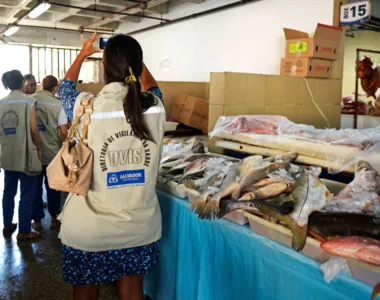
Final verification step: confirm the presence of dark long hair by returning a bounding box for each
[2,70,24,90]
[103,35,157,142]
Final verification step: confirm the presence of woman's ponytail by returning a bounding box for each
[123,78,155,142]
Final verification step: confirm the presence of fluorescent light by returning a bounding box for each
[29,2,51,19]
[4,26,20,37]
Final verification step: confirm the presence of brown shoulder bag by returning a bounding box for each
[47,94,95,196]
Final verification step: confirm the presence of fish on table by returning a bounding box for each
[308,212,380,241]
[256,174,331,252]
[321,236,380,266]
[198,155,267,218]
[217,196,294,219]
[183,157,210,179]
[238,182,291,201]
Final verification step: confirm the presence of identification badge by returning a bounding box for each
[38,125,46,132]
[290,42,308,54]
[4,128,16,135]
[107,169,145,188]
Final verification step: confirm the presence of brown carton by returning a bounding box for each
[284,23,343,60]
[208,72,342,132]
[170,94,209,134]
[280,58,333,78]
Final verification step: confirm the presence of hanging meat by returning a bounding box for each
[358,56,380,99]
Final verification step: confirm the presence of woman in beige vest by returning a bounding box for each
[0,70,42,241]
[32,75,68,230]
[58,33,165,300]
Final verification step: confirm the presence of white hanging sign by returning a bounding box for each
[340,0,371,25]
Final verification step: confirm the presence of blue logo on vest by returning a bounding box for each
[4,128,16,135]
[38,124,46,132]
[107,169,145,188]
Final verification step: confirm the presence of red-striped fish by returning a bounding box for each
[321,236,380,266]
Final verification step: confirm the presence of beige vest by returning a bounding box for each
[34,90,62,166]
[59,82,166,251]
[0,90,41,175]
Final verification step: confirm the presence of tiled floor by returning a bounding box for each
[0,171,119,300]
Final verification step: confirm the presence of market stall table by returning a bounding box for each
[144,190,374,300]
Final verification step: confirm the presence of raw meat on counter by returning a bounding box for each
[211,115,380,172]
[341,95,374,115]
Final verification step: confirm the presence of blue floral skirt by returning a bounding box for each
[61,241,160,285]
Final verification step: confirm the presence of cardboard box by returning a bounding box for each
[208,72,342,132]
[284,23,343,60]
[280,57,333,78]
[171,94,209,134]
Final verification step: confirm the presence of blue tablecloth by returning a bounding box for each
[145,190,373,300]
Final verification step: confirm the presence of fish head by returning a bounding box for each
[275,152,298,163]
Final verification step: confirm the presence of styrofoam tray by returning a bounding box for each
[157,181,187,199]
[165,121,179,132]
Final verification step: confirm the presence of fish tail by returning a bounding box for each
[371,282,380,300]
[184,178,196,190]
[203,200,219,220]
[291,224,308,252]
[190,199,206,214]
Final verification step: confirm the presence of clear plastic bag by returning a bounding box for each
[320,257,351,284]
[210,115,380,173]
[209,115,285,137]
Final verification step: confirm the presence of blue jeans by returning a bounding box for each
[32,166,61,222]
[2,171,38,233]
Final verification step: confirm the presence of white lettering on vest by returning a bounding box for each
[109,149,143,167]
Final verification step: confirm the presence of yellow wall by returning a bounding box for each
[343,31,380,98]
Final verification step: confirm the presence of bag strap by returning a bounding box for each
[65,93,95,144]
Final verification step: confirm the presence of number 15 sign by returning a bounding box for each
[340,0,371,25]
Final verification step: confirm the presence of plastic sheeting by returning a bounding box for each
[210,115,380,173]
[144,191,373,300]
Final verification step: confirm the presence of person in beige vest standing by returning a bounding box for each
[23,74,37,95]
[58,34,165,300]
[0,70,42,241]
[32,75,68,230]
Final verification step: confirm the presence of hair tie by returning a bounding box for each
[125,67,137,85]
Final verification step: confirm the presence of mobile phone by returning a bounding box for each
[99,37,109,50]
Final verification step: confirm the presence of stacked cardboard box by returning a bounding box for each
[208,72,342,133]
[280,24,344,79]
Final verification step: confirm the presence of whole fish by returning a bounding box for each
[231,161,292,200]
[256,174,331,251]
[191,140,206,154]
[159,161,191,176]
[309,212,380,240]
[238,182,291,201]
[198,156,266,219]
[187,172,226,214]
[217,198,294,219]
[338,160,380,198]
[274,151,299,163]
[161,152,186,164]
[286,174,331,251]
[183,153,212,162]
[321,236,380,266]
[183,157,209,179]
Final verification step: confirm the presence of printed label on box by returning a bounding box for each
[107,169,145,188]
[290,42,308,53]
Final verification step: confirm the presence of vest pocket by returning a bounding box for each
[1,145,21,171]
[27,147,42,175]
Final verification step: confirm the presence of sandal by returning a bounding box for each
[3,223,17,234]
[17,231,41,241]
